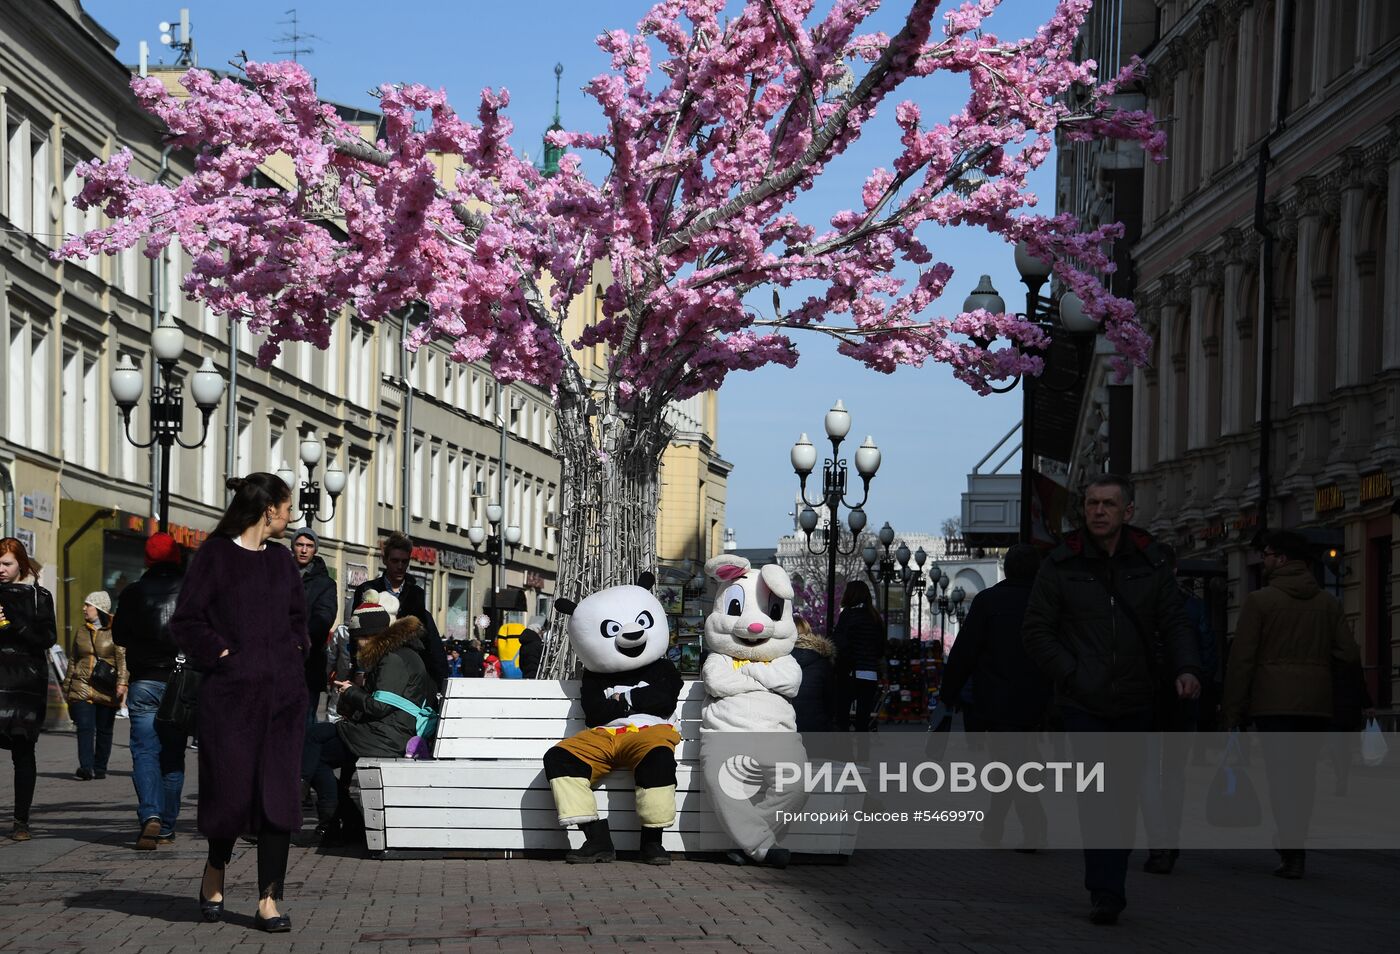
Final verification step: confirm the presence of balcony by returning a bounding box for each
[960,424,1021,549]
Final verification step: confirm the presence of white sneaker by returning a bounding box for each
[117,707,129,719]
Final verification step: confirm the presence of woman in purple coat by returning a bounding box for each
[170,473,308,933]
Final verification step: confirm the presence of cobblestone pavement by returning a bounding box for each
[0,723,1395,953]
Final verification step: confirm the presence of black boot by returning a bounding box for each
[1142,849,1177,875]
[1273,849,1305,880]
[637,826,671,866]
[565,819,615,864]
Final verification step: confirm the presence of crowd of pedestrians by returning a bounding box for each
[0,469,1386,932]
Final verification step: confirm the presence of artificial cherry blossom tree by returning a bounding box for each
[60,0,1163,674]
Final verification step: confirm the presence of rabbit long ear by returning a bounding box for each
[704,554,750,582]
[759,563,794,601]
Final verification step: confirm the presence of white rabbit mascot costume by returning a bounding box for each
[699,554,808,867]
[542,572,683,865]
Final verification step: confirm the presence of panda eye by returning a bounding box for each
[767,599,784,620]
[722,584,744,616]
[635,610,654,629]
[601,619,623,639]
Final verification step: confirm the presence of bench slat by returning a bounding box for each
[383,827,848,852]
[368,760,710,789]
[444,679,707,701]
[436,719,703,741]
[441,698,706,721]
[434,738,703,760]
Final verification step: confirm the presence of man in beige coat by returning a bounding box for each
[1223,530,1359,880]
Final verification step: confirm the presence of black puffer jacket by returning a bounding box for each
[1022,527,1200,719]
[941,579,1050,729]
[300,556,338,695]
[832,606,885,678]
[112,563,183,683]
[0,581,57,742]
[337,617,434,759]
[792,633,838,732]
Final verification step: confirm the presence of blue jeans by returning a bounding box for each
[70,700,117,774]
[127,680,187,835]
[1060,707,1152,904]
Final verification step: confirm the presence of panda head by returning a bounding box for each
[555,572,670,673]
[702,555,797,662]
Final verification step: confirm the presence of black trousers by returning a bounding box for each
[207,830,293,900]
[1061,707,1152,904]
[836,675,881,731]
[4,738,37,822]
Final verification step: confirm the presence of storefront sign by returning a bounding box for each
[124,515,209,551]
[437,548,476,572]
[1231,512,1259,532]
[21,493,53,522]
[1314,484,1345,515]
[1359,471,1393,504]
[410,545,437,566]
[1199,522,1227,541]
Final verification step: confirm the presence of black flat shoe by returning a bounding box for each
[254,912,291,933]
[198,890,223,923]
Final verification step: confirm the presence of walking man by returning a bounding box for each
[111,533,188,850]
[1222,530,1360,880]
[1022,474,1201,925]
[352,532,448,685]
[292,529,338,723]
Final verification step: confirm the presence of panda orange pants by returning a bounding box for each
[543,725,680,828]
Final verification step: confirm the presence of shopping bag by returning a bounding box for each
[1361,718,1388,768]
[1205,730,1261,827]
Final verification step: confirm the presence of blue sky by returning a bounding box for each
[85,0,1063,549]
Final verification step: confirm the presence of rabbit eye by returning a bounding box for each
[722,584,745,616]
[767,600,784,620]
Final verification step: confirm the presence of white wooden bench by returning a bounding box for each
[355,678,863,860]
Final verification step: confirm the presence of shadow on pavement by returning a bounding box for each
[65,888,205,924]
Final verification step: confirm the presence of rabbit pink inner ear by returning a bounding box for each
[714,564,747,583]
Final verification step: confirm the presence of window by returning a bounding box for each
[62,155,100,274]
[445,452,458,526]
[61,347,81,462]
[31,131,51,244]
[429,445,442,523]
[163,246,181,319]
[236,415,253,477]
[412,437,424,518]
[6,114,29,227]
[347,328,363,406]
[546,491,557,556]
[350,456,369,542]
[377,430,396,504]
[324,318,340,396]
[1289,0,1316,113]
[11,320,54,453]
[470,371,483,417]
[117,245,139,296]
[269,424,285,475]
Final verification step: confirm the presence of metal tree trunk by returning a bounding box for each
[538,405,672,678]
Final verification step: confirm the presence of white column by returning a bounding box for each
[1334,181,1365,386]
[1220,258,1245,434]
[1293,210,1321,406]
[1384,157,1400,371]
[1187,279,1211,449]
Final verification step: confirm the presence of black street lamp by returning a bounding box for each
[860,521,898,638]
[792,401,882,637]
[467,503,521,635]
[276,435,346,527]
[897,544,929,642]
[964,243,1096,544]
[110,317,224,533]
[927,565,967,652]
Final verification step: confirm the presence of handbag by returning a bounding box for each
[1205,730,1262,827]
[1361,718,1389,768]
[88,657,119,697]
[156,653,201,736]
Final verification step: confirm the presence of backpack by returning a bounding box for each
[370,690,440,759]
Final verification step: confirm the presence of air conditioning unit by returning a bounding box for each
[473,481,485,497]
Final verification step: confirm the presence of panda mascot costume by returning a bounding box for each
[699,554,808,868]
[542,572,683,865]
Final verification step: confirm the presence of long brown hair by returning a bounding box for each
[840,580,884,626]
[0,536,39,581]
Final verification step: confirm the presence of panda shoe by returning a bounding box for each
[565,819,616,864]
[637,827,672,866]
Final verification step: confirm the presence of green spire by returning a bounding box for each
[542,62,564,178]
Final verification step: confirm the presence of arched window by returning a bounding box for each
[1254,2,1277,139]
[1371,0,1400,52]
[1216,34,1239,170]
[1356,197,1387,382]
[1288,0,1317,114]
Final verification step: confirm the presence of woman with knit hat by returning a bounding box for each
[63,591,127,780]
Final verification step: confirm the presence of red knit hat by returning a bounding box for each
[144,532,182,567]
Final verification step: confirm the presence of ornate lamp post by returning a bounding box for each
[964,243,1096,543]
[792,401,881,637]
[897,545,929,642]
[276,434,346,527]
[110,317,224,532]
[467,503,521,636]
[926,567,968,651]
[860,521,898,638]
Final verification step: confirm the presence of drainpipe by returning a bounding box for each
[1252,0,1296,542]
[0,463,15,537]
[400,310,413,535]
[224,319,238,490]
[499,384,509,603]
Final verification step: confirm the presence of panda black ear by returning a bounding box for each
[636,571,655,591]
[555,598,577,615]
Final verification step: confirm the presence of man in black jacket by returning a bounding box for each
[942,544,1050,848]
[293,529,339,722]
[1021,474,1200,925]
[351,532,448,686]
[111,532,188,849]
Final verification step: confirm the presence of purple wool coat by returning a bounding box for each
[170,534,310,838]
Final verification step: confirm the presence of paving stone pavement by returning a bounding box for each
[0,722,1396,953]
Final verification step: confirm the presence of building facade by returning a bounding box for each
[1056,0,1400,706]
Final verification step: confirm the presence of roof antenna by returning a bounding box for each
[274,8,319,62]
